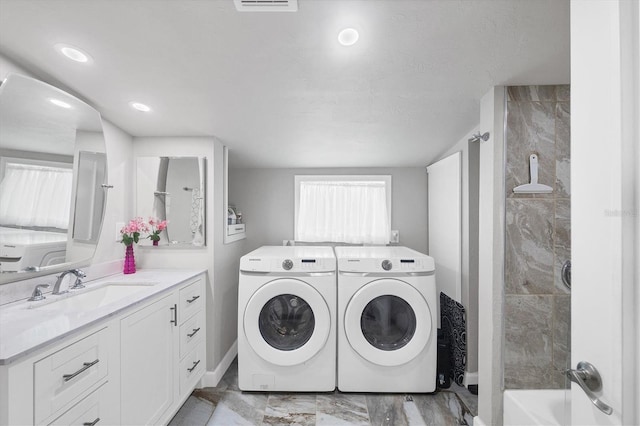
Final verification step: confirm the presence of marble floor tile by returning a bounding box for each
[316,393,369,425]
[173,357,479,425]
[169,395,214,426]
[207,390,269,425]
[365,394,411,426]
[263,393,317,425]
[413,391,469,426]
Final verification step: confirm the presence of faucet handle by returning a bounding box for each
[28,284,50,301]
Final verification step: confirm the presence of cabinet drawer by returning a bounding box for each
[179,278,204,323]
[35,328,109,424]
[48,382,113,426]
[179,309,205,359]
[179,342,206,395]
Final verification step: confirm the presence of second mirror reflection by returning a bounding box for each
[136,156,206,247]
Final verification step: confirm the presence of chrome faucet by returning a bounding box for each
[52,269,86,295]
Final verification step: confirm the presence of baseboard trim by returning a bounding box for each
[464,371,478,386]
[201,340,237,387]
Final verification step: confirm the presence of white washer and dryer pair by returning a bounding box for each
[238,246,336,391]
[335,246,438,393]
[238,245,437,393]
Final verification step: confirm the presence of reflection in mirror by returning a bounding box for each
[73,151,107,243]
[0,73,107,283]
[136,157,206,247]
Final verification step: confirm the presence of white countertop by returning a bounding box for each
[0,269,206,365]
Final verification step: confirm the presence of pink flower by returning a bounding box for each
[146,217,168,242]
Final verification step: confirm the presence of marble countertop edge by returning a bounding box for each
[0,268,207,366]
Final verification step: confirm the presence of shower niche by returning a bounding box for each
[136,156,206,247]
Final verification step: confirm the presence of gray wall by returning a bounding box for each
[503,85,571,389]
[228,167,428,253]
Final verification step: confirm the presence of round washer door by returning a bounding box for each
[344,278,432,367]
[244,278,331,366]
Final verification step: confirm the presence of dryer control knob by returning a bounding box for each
[282,259,294,270]
[381,259,393,271]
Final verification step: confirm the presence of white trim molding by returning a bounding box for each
[200,340,238,388]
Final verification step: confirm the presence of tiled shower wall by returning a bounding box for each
[503,85,571,389]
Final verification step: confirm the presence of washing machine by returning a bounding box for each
[238,245,336,391]
[335,246,437,392]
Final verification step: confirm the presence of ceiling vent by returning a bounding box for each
[233,0,298,12]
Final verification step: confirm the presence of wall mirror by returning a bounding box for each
[136,156,206,247]
[0,73,108,284]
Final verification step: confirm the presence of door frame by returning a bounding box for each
[571,1,639,424]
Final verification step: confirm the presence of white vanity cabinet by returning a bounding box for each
[0,323,120,426]
[120,292,177,425]
[120,274,206,425]
[0,271,207,426]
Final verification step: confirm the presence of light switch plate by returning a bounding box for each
[390,230,400,243]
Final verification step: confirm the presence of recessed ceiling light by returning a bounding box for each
[338,28,359,46]
[54,43,92,63]
[49,98,72,109]
[130,102,151,112]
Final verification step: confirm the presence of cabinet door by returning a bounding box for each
[120,293,176,425]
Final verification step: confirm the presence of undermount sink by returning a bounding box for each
[31,282,158,311]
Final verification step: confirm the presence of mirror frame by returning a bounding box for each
[0,73,108,284]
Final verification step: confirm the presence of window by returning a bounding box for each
[0,160,73,229]
[294,175,391,244]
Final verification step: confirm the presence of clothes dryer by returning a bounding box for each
[238,246,336,391]
[335,246,437,392]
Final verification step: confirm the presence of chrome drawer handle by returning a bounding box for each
[187,327,201,338]
[187,359,200,373]
[170,304,177,326]
[83,417,100,426]
[63,359,99,382]
[186,295,200,303]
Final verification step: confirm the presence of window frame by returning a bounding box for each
[294,175,392,244]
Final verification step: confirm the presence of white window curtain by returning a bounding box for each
[296,180,390,244]
[0,163,73,229]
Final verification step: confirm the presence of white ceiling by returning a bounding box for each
[0,0,570,168]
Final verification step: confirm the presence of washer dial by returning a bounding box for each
[282,259,294,270]
[381,259,393,271]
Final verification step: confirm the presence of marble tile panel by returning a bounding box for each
[504,295,556,389]
[505,199,555,294]
[169,395,214,426]
[556,102,571,198]
[504,363,567,389]
[506,101,556,198]
[553,295,571,377]
[365,394,410,426]
[507,86,558,102]
[554,199,571,294]
[263,393,316,425]
[316,393,369,425]
[207,390,268,426]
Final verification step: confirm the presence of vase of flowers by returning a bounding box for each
[120,217,149,274]
[147,217,168,246]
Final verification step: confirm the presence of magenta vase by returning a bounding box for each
[153,240,159,246]
[124,244,136,274]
